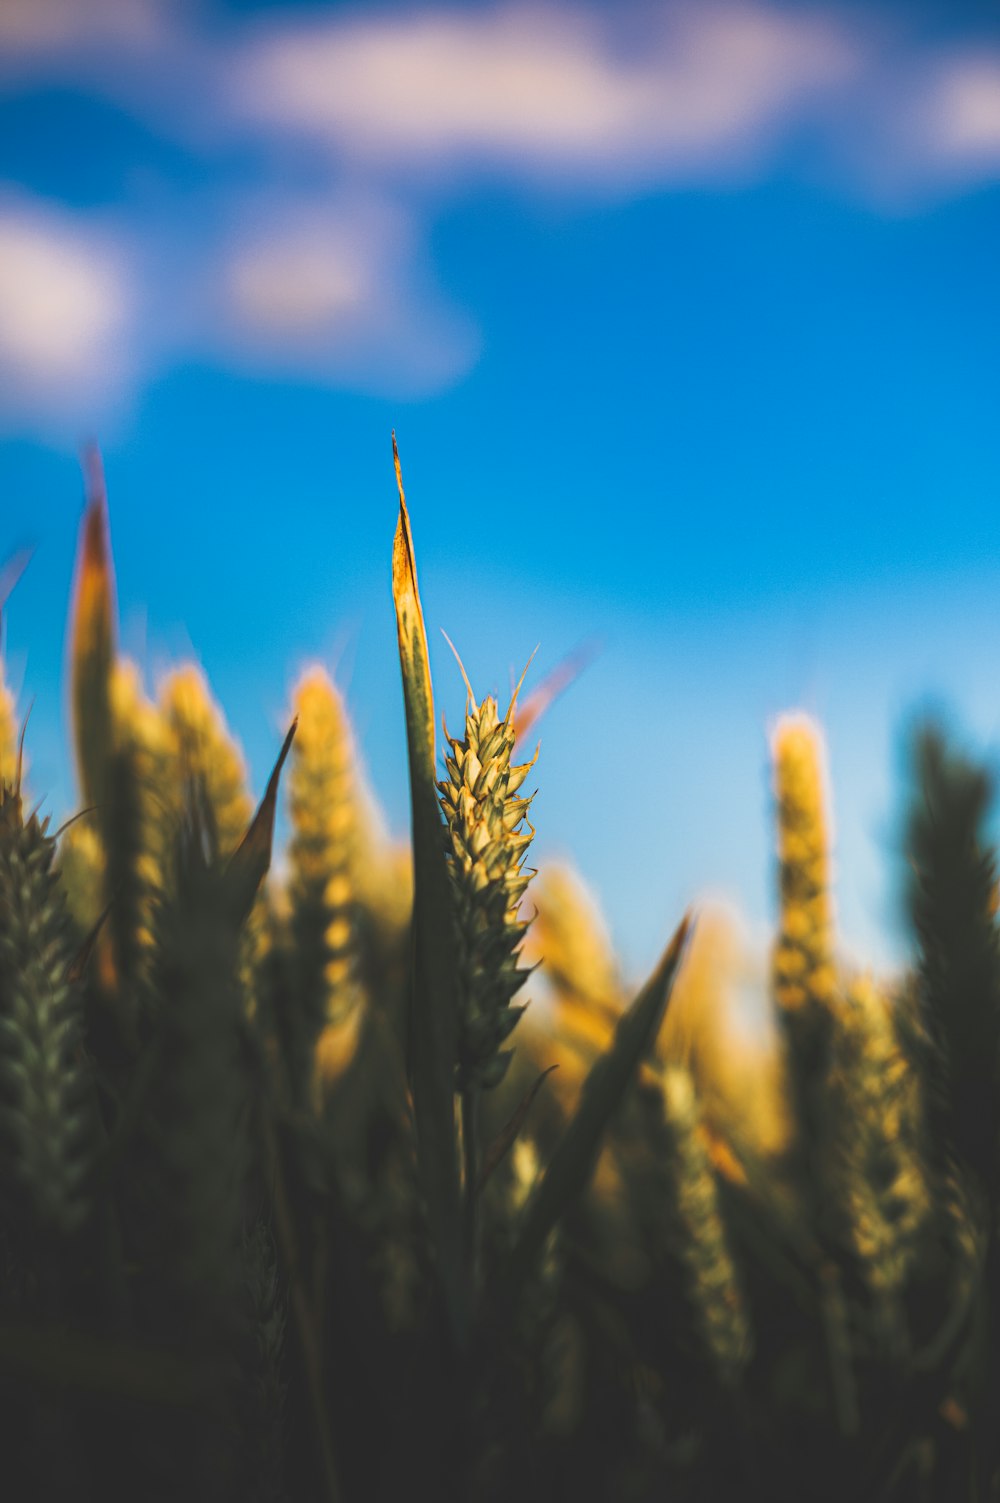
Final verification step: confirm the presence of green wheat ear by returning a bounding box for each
[0,776,97,1239]
[656,1065,753,1385]
[439,653,537,1093]
[136,782,251,1327]
[906,722,1000,1192]
[830,974,932,1322]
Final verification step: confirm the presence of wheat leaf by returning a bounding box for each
[227,718,296,923]
[391,433,466,1346]
[498,912,692,1309]
[69,451,117,812]
[477,1065,557,1194]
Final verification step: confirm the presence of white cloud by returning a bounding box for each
[0,0,165,59]
[233,3,861,183]
[214,197,478,394]
[4,0,1000,435]
[838,45,1000,205]
[925,54,1000,169]
[0,199,133,429]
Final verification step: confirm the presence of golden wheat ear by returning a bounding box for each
[92,659,171,1000]
[285,666,367,1109]
[771,712,837,1020]
[439,673,538,1095]
[0,546,32,790]
[769,711,844,1192]
[0,666,18,791]
[158,663,254,855]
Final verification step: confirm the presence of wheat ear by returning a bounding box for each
[659,1066,753,1384]
[0,777,97,1239]
[287,667,366,1108]
[439,674,537,1094]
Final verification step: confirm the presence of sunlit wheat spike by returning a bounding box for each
[0,781,98,1237]
[518,862,620,1124]
[159,664,253,854]
[0,665,18,790]
[439,674,537,1092]
[771,713,837,1019]
[831,974,932,1312]
[660,901,791,1163]
[104,658,172,993]
[159,662,269,1018]
[659,1065,753,1384]
[57,817,106,939]
[287,666,366,1108]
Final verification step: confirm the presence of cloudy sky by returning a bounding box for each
[2,0,1000,981]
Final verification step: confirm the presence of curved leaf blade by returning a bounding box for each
[391,434,466,1346]
[499,912,692,1308]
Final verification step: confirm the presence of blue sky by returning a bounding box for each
[2,0,1000,982]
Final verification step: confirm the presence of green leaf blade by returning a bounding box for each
[391,435,466,1346]
[499,912,692,1309]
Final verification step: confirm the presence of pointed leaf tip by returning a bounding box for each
[69,479,117,810]
[389,448,465,1346]
[227,717,297,917]
[391,436,420,606]
[497,908,691,1307]
[477,1065,558,1195]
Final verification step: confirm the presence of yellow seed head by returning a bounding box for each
[57,818,106,936]
[106,657,172,976]
[159,664,253,855]
[439,682,536,1092]
[661,902,791,1160]
[771,713,836,1017]
[288,667,367,1104]
[0,667,18,790]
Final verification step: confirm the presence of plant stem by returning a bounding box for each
[260,1109,342,1503]
[462,1087,480,1295]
